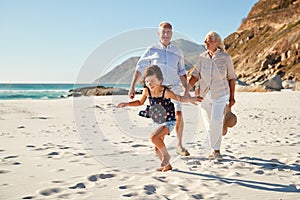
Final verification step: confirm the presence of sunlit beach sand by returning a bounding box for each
[0,92,299,199]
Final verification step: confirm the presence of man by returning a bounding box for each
[128,21,190,156]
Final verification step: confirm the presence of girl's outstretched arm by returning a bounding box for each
[116,88,148,108]
[164,89,202,104]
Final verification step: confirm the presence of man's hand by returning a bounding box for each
[128,87,135,99]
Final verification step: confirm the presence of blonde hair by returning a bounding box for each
[207,31,225,52]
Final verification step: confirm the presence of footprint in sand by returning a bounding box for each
[22,195,35,199]
[69,183,86,189]
[99,173,116,179]
[47,152,59,158]
[131,144,148,148]
[88,175,98,182]
[4,155,18,159]
[0,169,10,174]
[2,155,21,165]
[153,176,167,183]
[118,185,133,190]
[86,173,116,182]
[26,144,36,148]
[143,184,156,195]
[178,185,188,192]
[192,194,204,199]
[122,192,138,197]
[39,188,62,196]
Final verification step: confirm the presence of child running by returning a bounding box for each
[117,65,202,172]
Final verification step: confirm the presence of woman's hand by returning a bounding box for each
[189,96,203,105]
[229,98,235,107]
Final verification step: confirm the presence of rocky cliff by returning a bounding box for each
[224,0,300,85]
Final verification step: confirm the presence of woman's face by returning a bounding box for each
[204,35,218,52]
[145,74,162,90]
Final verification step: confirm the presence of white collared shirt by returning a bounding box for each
[136,42,186,86]
[192,49,236,99]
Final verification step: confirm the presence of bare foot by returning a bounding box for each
[162,164,172,172]
[156,163,172,172]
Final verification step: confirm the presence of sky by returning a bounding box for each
[0,0,258,83]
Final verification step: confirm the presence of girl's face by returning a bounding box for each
[145,74,162,90]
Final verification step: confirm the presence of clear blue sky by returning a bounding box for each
[0,0,258,83]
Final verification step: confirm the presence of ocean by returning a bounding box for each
[0,83,137,100]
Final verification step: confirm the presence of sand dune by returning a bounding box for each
[0,92,300,199]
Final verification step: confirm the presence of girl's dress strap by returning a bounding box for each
[145,86,152,97]
[162,86,167,98]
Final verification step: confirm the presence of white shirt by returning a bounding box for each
[136,42,186,86]
[192,49,236,99]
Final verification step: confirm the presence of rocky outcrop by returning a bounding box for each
[68,86,132,97]
[224,0,300,88]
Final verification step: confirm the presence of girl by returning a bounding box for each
[117,65,202,172]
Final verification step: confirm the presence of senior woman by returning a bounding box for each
[188,31,236,161]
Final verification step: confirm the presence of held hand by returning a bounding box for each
[189,96,203,105]
[196,96,203,102]
[183,89,191,98]
[128,87,135,99]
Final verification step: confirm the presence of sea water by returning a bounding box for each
[0,83,138,100]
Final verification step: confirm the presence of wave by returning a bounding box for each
[0,90,69,100]
[0,83,142,100]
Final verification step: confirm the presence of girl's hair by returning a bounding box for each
[207,31,225,52]
[142,65,164,84]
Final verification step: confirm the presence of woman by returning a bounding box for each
[188,31,236,161]
[117,65,201,171]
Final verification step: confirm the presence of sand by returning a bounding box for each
[0,92,299,200]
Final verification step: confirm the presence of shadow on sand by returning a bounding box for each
[176,156,300,193]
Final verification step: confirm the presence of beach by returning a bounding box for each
[0,92,299,200]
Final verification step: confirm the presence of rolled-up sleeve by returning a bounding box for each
[177,49,186,76]
[226,55,236,80]
[136,47,151,74]
[191,57,201,78]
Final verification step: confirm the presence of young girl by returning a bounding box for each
[117,65,202,172]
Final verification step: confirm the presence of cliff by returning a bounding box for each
[224,0,300,85]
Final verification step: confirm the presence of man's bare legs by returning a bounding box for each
[175,111,190,156]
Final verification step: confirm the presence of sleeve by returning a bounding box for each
[177,48,186,76]
[191,55,201,78]
[136,47,152,74]
[226,54,236,80]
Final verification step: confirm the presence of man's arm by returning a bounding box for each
[179,74,188,89]
[128,70,142,99]
[184,75,199,97]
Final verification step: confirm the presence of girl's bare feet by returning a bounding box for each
[156,163,172,172]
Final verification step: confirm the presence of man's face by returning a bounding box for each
[158,27,172,46]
